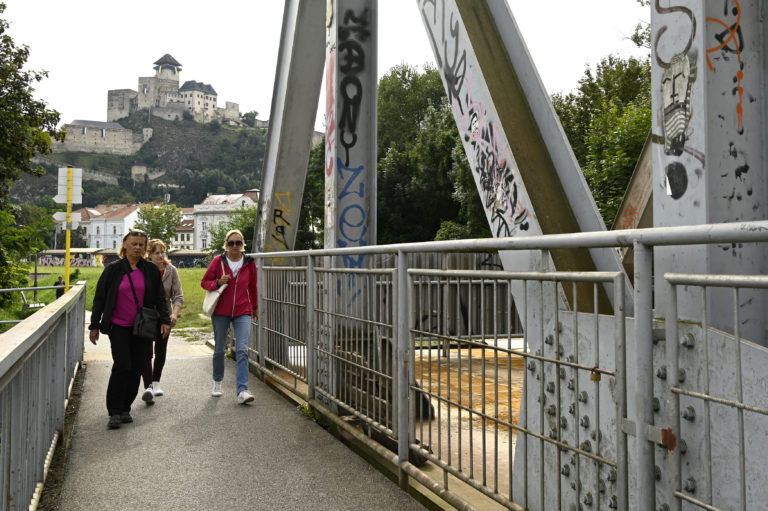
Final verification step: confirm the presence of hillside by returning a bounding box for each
[14,110,267,208]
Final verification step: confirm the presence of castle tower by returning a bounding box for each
[137,54,182,110]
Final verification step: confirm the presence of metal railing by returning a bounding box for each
[0,282,86,511]
[246,221,768,510]
[0,286,65,325]
[664,274,768,511]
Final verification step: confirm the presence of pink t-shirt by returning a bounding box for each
[111,268,145,327]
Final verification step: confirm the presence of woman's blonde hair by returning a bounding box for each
[119,229,148,259]
[148,239,171,265]
[222,229,246,251]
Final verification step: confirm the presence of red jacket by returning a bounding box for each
[201,254,258,317]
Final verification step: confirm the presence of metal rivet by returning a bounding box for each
[558,344,564,357]
[557,321,563,333]
[545,334,554,345]
[560,417,568,429]
[682,406,696,421]
[559,367,567,379]
[580,440,592,453]
[568,403,576,415]
[527,360,536,372]
[546,382,555,393]
[599,480,606,493]
[578,391,588,403]
[656,366,667,380]
[549,429,558,439]
[583,492,593,506]
[561,465,570,477]
[655,465,661,481]
[609,495,618,509]
[679,439,687,455]
[681,333,695,348]
[567,379,575,390]
[678,368,686,383]
[684,477,696,493]
[580,415,590,428]
[547,405,557,416]
[607,469,617,482]
[652,397,660,412]
[657,505,670,511]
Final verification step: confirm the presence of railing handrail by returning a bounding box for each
[248,220,768,259]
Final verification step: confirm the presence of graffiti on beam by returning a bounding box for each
[706,0,745,134]
[460,83,530,237]
[325,51,337,178]
[334,7,372,306]
[419,0,467,114]
[419,0,529,237]
[265,192,292,252]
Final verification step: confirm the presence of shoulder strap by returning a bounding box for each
[126,270,140,310]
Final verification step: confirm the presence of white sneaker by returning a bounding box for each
[237,390,254,405]
[152,381,164,396]
[211,381,223,397]
[142,386,154,404]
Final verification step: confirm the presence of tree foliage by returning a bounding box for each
[0,2,64,293]
[133,203,183,248]
[240,110,259,128]
[208,205,258,255]
[376,64,487,243]
[296,139,325,249]
[552,54,651,224]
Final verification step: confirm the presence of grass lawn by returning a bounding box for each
[1,266,214,332]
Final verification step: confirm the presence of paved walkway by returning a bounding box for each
[58,320,424,510]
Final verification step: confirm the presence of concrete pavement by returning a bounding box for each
[58,320,425,510]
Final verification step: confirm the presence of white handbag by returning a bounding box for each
[202,259,227,317]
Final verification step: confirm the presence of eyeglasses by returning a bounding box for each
[227,240,243,247]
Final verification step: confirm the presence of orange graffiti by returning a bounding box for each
[621,207,639,230]
[706,0,744,133]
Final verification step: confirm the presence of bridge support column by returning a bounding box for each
[651,0,767,344]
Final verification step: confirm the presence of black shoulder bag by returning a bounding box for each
[127,270,158,341]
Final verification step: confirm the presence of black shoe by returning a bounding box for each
[108,414,122,429]
[120,411,133,423]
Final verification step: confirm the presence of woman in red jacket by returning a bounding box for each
[200,229,258,404]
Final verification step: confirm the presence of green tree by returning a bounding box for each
[208,205,258,254]
[296,139,325,249]
[241,110,259,128]
[0,2,64,294]
[551,54,651,225]
[133,203,183,248]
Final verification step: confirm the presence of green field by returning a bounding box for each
[1,266,213,332]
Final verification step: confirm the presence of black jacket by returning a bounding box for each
[89,257,171,334]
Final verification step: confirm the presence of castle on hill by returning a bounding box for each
[107,53,240,125]
[53,54,241,155]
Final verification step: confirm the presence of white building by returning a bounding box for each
[192,192,258,250]
[88,204,139,250]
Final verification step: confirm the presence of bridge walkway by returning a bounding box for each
[56,319,424,510]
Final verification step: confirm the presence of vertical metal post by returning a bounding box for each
[257,257,265,369]
[396,250,410,489]
[665,279,681,511]
[633,242,655,509]
[65,166,72,292]
[614,273,629,511]
[307,255,316,401]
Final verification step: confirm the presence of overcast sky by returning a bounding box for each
[4,0,648,131]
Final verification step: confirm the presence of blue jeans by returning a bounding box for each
[212,314,252,394]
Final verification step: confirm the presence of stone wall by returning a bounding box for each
[107,89,137,122]
[53,124,146,155]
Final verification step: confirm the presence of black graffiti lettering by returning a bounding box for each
[272,208,291,226]
[339,39,365,74]
[340,8,370,42]
[339,75,362,166]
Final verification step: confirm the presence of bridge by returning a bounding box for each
[5,0,768,509]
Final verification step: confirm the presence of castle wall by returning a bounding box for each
[152,104,187,121]
[137,76,180,109]
[53,125,146,155]
[218,101,240,124]
[107,89,137,122]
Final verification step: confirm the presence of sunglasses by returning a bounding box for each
[227,240,243,247]
[128,231,148,238]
